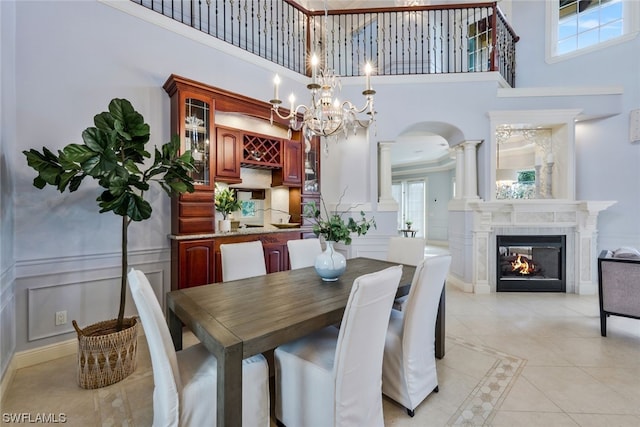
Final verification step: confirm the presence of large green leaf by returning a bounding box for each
[108,98,135,125]
[22,149,64,188]
[126,193,152,222]
[81,128,108,154]
[94,111,115,131]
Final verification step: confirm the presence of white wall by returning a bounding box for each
[4,0,639,359]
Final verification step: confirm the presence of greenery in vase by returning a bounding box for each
[23,98,196,331]
[302,195,376,245]
[405,220,413,229]
[214,184,242,219]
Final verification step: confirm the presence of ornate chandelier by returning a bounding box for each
[269,2,375,144]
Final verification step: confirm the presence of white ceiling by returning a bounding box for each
[390,134,450,165]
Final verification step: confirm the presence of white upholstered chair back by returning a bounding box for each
[274,265,402,427]
[220,240,267,281]
[382,254,451,415]
[128,269,181,427]
[129,269,271,427]
[332,265,403,426]
[402,255,451,357]
[287,238,322,269]
[387,236,426,266]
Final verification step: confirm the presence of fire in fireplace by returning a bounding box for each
[497,235,566,292]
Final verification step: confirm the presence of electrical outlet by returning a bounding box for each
[55,310,67,326]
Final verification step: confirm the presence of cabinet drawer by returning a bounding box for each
[180,190,215,202]
[179,202,214,218]
[179,218,215,234]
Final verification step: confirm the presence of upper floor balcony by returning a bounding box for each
[132,0,519,87]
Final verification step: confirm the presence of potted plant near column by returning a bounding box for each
[214,184,242,232]
[303,195,376,281]
[23,98,195,389]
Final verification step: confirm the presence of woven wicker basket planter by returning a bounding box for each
[72,317,139,389]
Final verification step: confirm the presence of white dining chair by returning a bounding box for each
[387,236,426,266]
[287,238,322,269]
[387,236,426,310]
[382,254,452,417]
[127,269,270,427]
[220,240,267,281]
[275,265,403,427]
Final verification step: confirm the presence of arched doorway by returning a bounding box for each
[389,122,463,245]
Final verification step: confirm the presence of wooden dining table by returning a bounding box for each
[166,257,445,427]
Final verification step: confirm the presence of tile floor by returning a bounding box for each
[2,283,639,426]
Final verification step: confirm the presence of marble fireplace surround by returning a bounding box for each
[468,200,616,294]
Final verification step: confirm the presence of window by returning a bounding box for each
[548,0,638,60]
[558,0,623,54]
[392,179,426,237]
[468,16,491,72]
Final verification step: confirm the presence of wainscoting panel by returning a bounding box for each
[15,248,170,352]
[27,270,164,341]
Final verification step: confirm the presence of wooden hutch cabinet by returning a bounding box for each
[164,74,312,290]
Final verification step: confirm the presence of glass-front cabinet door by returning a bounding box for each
[177,92,214,190]
[183,97,212,187]
[303,135,320,194]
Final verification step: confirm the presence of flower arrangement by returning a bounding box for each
[302,196,376,245]
[214,184,242,219]
[405,220,413,229]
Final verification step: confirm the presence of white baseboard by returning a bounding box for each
[14,338,78,370]
[448,274,475,293]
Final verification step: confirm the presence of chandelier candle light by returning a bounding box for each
[269,2,376,144]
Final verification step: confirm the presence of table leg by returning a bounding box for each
[167,307,183,351]
[217,345,244,427]
[435,286,445,359]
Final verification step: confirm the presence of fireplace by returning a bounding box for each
[497,235,566,292]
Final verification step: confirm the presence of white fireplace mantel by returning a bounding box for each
[467,199,616,294]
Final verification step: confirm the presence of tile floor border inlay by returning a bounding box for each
[446,335,527,426]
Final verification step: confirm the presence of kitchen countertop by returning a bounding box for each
[169,225,306,240]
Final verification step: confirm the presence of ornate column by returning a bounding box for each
[462,140,482,200]
[452,145,465,199]
[377,141,398,211]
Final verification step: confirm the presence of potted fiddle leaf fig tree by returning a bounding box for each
[23,98,195,389]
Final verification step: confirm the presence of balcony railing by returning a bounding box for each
[132,0,519,86]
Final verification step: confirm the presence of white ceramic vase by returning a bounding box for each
[314,241,346,281]
[219,219,231,233]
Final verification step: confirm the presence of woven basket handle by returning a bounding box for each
[72,320,84,337]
